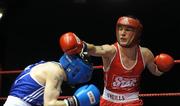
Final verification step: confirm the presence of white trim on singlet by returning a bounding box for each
[118,44,138,71]
[14,73,30,84]
[103,45,117,72]
[139,46,146,68]
[30,74,44,87]
[23,86,45,103]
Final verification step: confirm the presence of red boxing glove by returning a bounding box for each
[59,32,83,55]
[154,53,174,72]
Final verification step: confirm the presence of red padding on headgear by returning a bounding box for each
[117,16,143,30]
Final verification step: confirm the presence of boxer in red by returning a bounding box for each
[60,16,174,106]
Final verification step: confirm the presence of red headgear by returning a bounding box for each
[116,16,143,47]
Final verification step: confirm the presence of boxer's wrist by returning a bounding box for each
[64,96,78,106]
[156,68,164,75]
[79,41,89,61]
[64,99,69,106]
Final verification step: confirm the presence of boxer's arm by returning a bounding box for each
[142,47,163,76]
[43,63,66,106]
[59,32,115,57]
[86,43,116,57]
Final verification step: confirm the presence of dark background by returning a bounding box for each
[0,0,180,106]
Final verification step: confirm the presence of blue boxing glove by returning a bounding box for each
[64,84,100,106]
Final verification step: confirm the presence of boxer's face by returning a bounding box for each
[117,25,138,47]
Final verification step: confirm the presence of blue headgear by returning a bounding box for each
[59,53,93,85]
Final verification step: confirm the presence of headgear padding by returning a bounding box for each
[117,16,143,31]
[59,54,93,85]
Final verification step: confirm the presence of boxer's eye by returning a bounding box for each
[118,25,123,30]
[126,27,135,32]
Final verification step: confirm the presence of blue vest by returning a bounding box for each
[10,61,45,106]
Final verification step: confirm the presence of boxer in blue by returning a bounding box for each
[3,54,100,106]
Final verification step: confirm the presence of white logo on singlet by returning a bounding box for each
[112,76,137,88]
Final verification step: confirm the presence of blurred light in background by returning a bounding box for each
[0,8,4,19]
[0,13,3,19]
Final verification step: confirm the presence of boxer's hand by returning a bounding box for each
[79,42,89,62]
[59,32,83,55]
[154,53,174,72]
[64,84,100,106]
